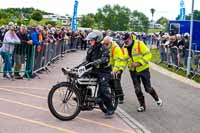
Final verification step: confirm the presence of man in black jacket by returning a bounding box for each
[16,25,32,79]
[85,31,114,117]
[14,25,32,79]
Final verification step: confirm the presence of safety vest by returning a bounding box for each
[109,41,125,71]
[121,40,152,72]
[39,33,43,42]
[132,34,137,41]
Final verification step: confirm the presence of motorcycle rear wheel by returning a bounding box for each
[99,88,119,113]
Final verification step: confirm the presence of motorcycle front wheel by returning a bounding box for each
[48,82,81,121]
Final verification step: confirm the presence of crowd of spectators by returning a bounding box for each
[0,22,90,80]
[0,23,199,80]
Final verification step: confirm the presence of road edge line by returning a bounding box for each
[116,107,151,133]
[150,62,200,88]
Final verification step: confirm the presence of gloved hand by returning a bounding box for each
[112,70,123,79]
[91,59,101,66]
[130,62,141,68]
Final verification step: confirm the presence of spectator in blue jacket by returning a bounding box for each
[24,26,42,79]
[31,26,41,46]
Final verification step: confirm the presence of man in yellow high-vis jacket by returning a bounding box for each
[121,33,162,112]
[102,36,125,104]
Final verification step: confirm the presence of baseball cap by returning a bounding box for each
[184,32,190,37]
[122,33,131,40]
[169,30,176,36]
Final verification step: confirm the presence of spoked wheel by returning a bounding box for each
[99,88,119,113]
[48,82,81,121]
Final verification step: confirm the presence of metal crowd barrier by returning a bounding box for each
[32,40,76,75]
[156,45,200,78]
[0,42,34,80]
[0,40,77,80]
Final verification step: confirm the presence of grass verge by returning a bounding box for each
[150,49,200,83]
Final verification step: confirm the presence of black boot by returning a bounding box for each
[149,88,159,101]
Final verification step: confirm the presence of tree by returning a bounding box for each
[150,8,155,21]
[79,13,95,28]
[129,10,149,32]
[95,4,131,31]
[78,4,150,31]
[157,17,168,25]
[176,10,200,20]
[186,10,200,20]
[0,11,8,19]
[156,17,168,31]
[45,21,57,26]
[31,11,43,21]
[0,18,10,25]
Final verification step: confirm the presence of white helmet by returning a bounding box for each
[85,31,103,43]
[184,32,190,37]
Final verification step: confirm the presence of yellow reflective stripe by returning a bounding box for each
[113,57,129,61]
[113,58,127,62]
[112,64,126,67]
[112,66,126,70]
[113,66,120,69]
[131,53,142,57]
[131,52,151,57]
[142,58,149,64]
[143,52,151,56]
[121,57,129,61]
[113,66,126,69]
[113,57,122,61]
[132,53,142,57]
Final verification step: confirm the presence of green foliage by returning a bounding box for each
[0,8,49,25]
[31,11,43,21]
[29,19,38,26]
[156,17,168,32]
[95,5,131,31]
[157,17,168,25]
[45,20,57,27]
[176,10,200,20]
[0,18,10,25]
[79,4,149,32]
[0,11,9,19]
[151,49,200,83]
[148,28,162,33]
[79,13,95,28]
[56,20,63,27]
[186,10,200,20]
[129,10,149,32]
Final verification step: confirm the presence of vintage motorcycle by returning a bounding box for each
[48,62,119,121]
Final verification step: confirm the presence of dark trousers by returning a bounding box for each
[81,41,87,50]
[97,72,114,111]
[25,47,34,76]
[110,73,124,100]
[130,69,159,107]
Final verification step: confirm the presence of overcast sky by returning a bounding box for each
[0,0,199,20]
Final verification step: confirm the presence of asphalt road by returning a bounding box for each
[1,50,200,133]
[0,51,136,133]
[120,64,200,133]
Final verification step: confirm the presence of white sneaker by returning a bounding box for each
[137,106,146,112]
[156,98,163,107]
